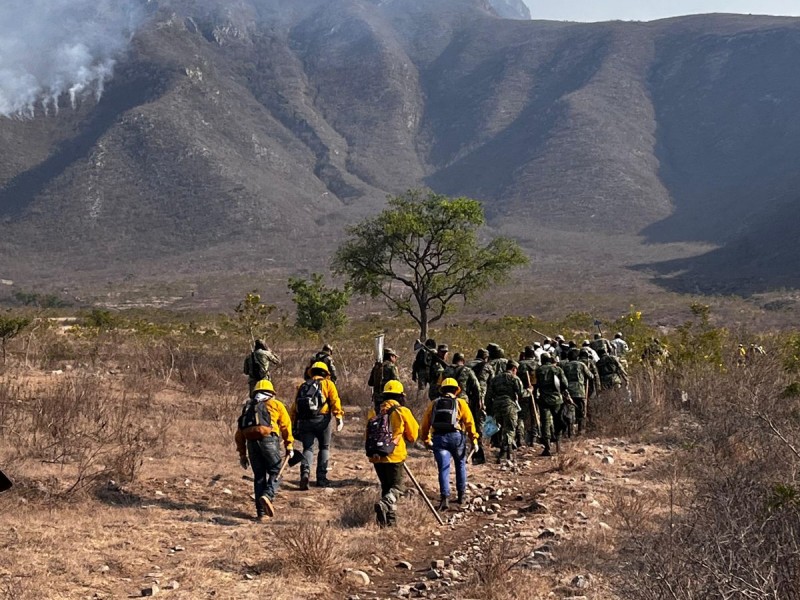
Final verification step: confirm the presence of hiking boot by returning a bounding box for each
[455,491,465,505]
[299,474,310,491]
[374,502,388,527]
[315,478,333,488]
[437,497,449,512]
[472,449,486,465]
[258,495,275,518]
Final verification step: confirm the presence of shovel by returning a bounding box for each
[0,469,12,493]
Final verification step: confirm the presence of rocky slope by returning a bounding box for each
[1,2,799,293]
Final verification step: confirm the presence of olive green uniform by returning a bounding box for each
[562,359,593,432]
[466,358,493,463]
[369,360,400,401]
[486,371,524,454]
[516,358,540,446]
[597,355,627,390]
[534,364,567,446]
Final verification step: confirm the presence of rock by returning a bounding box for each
[165,581,179,590]
[431,560,445,570]
[634,447,647,455]
[522,500,548,514]
[344,569,371,586]
[472,497,484,506]
[426,569,442,580]
[222,488,233,495]
[98,565,110,573]
[576,511,588,519]
[430,540,440,547]
[244,574,255,580]
[171,545,185,552]
[396,584,413,597]
[396,561,413,570]
[154,491,164,497]
[414,582,431,591]
[537,529,556,539]
[490,503,501,512]
[571,575,590,589]
[141,585,159,597]
[602,456,614,465]
[598,522,612,531]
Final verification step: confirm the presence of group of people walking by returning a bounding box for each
[235,333,633,524]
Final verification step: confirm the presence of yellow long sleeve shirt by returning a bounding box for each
[235,397,294,457]
[365,400,420,464]
[289,376,344,420]
[420,395,479,444]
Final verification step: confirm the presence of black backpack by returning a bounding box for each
[238,398,273,440]
[295,379,325,420]
[365,406,400,458]
[431,396,459,433]
[248,352,268,380]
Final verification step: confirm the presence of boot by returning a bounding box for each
[540,439,552,457]
[456,490,465,505]
[472,446,486,465]
[437,496,449,512]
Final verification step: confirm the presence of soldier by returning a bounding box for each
[487,343,508,375]
[562,348,593,435]
[485,360,524,462]
[581,340,600,363]
[369,348,400,402]
[534,354,570,457]
[412,338,436,390]
[579,348,601,402]
[642,338,668,366]
[306,344,337,382]
[590,333,613,357]
[516,346,540,448]
[611,333,629,360]
[532,341,545,362]
[427,344,449,400]
[243,339,282,393]
[466,348,493,464]
[596,347,629,390]
[441,352,481,412]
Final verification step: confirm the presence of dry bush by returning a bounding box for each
[339,488,378,529]
[468,539,549,600]
[280,522,342,581]
[0,373,173,497]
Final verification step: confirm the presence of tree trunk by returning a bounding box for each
[418,301,428,342]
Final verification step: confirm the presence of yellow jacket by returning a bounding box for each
[420,395,479,444]
[235,397,294,457]
[290,376,344,420]
[365,400,420,464]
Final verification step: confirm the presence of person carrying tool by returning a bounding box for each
[427,344,449,400]
[534,354,570,457]
[420,378,479,511]
[235,379,294,520]
[485,360,524,463]
[243,339,282,393]
[562,348,594,435]
[412,338,436,390]
[369,348,400,402]
[516,346,540,448]
[466,348,493,464]
[365,380,419,527]
[291,361,343,489]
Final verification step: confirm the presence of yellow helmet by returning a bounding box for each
[383,380,404,395]
[440,377,460,394]
[310,361,330,375]
[253,379,274,393]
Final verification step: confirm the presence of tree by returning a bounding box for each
[287,273,350,332]
[232,291,276,342]
[0,313,32,364]
[333,189,528,339]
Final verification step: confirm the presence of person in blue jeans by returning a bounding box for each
[420,378,479,511]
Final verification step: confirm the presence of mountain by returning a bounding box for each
[488,0,531,20]
[1,1,799,296]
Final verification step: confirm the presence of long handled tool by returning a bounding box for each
[0,469,12,493]
[403,463,444,526]
[277,453,292,480]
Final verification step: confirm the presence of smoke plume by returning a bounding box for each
[0,0,143,118]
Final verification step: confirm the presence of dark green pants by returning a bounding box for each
[374,462,404,526]
[493,398,519,451]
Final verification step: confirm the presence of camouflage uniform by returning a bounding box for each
[516,358,540,446]
[590,337,613,356]
[244,347,281,392]
[466,358,493,464]
[427,359,447,400]
[580,355,601,399]
[485,371,524,457]
[562,359,593,433]
[534,363,567,451]
[369,360,400,401]
[597,354,627,390]
[441,364,481,409]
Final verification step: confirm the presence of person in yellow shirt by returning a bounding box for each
[235,379,294,520]
[366,380,419,527]
[290,361,344,489]
[420,378,479,511]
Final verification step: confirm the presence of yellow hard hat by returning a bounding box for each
[253,379,274,393]
[311,361,330,374]
[383,380,404,395]
[440,378,460,394]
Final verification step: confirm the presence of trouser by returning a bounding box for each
[573,397,586,432]
[297,414,332,480]
[469,398,486,463]
[374,462,404,526]
[247,435,282,516]
[516,395,539,446]
[432,431,467,499]
[493,398,519,452]
[538,401,563,444]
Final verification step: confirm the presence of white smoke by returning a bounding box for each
[0,0,143,118]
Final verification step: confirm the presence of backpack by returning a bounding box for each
[295,379,325,420]
[431,396,459,433]
[248,352,268,380]
[539,366,561,393]
[365,406,400,458]
[237,398,273,440]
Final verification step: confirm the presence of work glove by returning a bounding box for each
[239,456,249,470]
[285,448,294,460]
[336,417,344,432]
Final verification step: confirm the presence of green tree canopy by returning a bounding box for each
[333,189,528,339]
[0,312,32,364]
[287,273,350,332]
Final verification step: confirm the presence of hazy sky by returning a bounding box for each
[524,1,800,22]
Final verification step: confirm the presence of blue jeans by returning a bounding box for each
[432,431,467,499]
[297,414,332,480]
[247,435,282,516]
